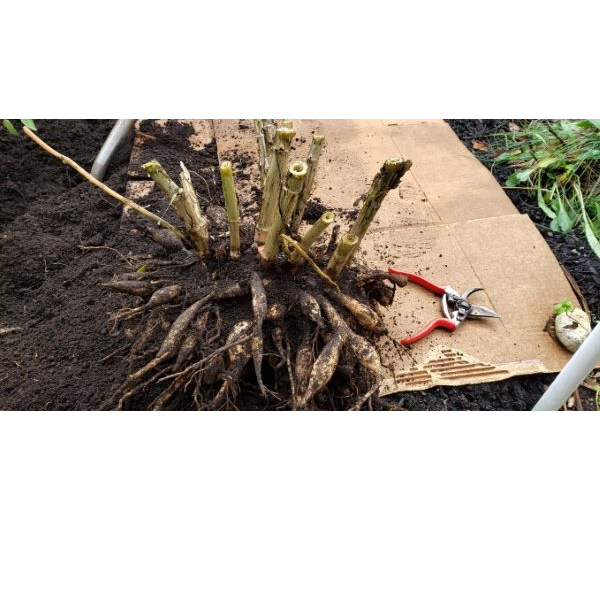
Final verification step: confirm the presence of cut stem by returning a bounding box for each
[179,162,210,259]
[328,158,412,278]
[253,120,269,185]
[143,159,183,206]
[22,126,185,239]
[253,119,276,186]
[219,161,241,259]
[348,157,411,247]
[290,210,335,265]
[255,125,295,244]
[263,120,276,152]
[325,233,359,281]
[291,134,325,234]
[261,160,308,266]
[280,235,340,292]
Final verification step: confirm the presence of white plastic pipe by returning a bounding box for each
[532,322,600,411]
[90,119,136,181]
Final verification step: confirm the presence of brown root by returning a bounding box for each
[296,330,344,409]
[327,289,386,333]
[293,325,313,401]
[148,227,185,253]
[356,270,407,307]
[100,279,158,296]
[350,381,381,412]
[249,272,267,396]
[129,294,214,382]
[298,292,325,329]
[173,330,199,371]
[209,320,254,409]
[266,302,287,322]
[116,284,183,322]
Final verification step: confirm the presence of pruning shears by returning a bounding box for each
[388,269,501,345]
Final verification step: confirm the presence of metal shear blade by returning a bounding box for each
[457,287,500,319]
[467,304,501,318]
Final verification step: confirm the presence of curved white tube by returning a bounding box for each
[90,119,136,181]
[532,322,600,411]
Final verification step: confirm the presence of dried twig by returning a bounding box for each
[280,234,340,291]
[22,127,185,239]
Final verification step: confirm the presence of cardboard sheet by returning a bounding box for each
[128,120,581,393]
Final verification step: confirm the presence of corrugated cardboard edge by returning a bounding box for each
[380,346,548,394]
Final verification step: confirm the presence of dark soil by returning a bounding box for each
[0,120,595,410]
[0,120,135,409]
[0,120,381,410]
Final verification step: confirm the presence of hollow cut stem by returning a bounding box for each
[348,158,412,247]
[143,159,183,205]
[328,158,412,278]
[290,210,335,265]
[325,233,359,281]
[219,161,241,259]
[261,160,308,266]
[22,126,185,239]
[255,125,295,244]
[291,134,325,234]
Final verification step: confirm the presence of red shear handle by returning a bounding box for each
[388,269,446,295]
[401,318,457,345]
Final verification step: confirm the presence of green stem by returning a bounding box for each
[290,210,335,265]
[329,158,412,278]
[261,160,308,266]
[255,126,296,244]
[143,160,183,205]
[325,234,359,281]
[253,120,269,185]
[291,134,325,233]
[219,161,241,259]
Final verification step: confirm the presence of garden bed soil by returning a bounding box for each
[0,120,596,410]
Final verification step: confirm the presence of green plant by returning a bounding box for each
[2,119,36,134]
[553,300,575,315]
[494,119,600,259]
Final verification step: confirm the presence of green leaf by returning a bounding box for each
[537,186,557,219]
[582,210,600,260]
[20,119,36,131]
[553,300,574,315]
[556,202,575,233]
[576,187,600,260]
[552,188,575,233]
[506,168,532,187]
[505,172,519,187]
[586,119,600,132]
[2,119,18,135]
[494,152,514,163]
[536,156,559,170]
